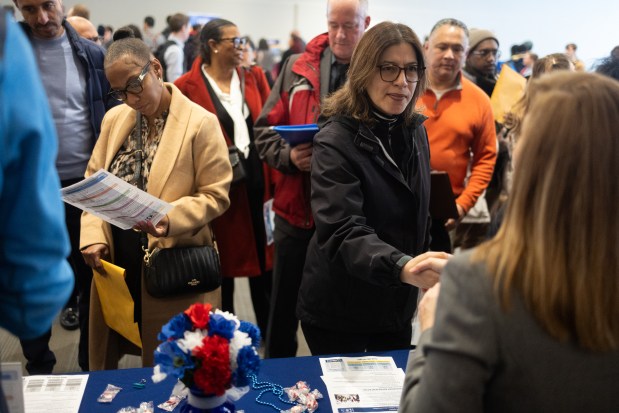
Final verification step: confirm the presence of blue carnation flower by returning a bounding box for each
[158,313,193,341]
[208,313,236,339]
[233,346,260,387]
[154,340,194,379]
[239,320,261,348]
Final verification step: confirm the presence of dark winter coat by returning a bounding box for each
[297,113,431,332]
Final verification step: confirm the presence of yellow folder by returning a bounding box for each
[92,260,142,348]
[491,64,527,123]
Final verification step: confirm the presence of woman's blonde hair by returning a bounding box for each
[531,53,573,79]
[321,21,427,126]
[507,53,574,134]
[475,71,619,351]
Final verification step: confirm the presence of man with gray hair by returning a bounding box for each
[420,18,497,253]
[254,0,370,358]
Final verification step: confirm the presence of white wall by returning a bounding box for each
[7,0,618,68]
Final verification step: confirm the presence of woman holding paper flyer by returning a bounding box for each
[175,18,274,337]
[80,36,232,370]
[296,22,449,355]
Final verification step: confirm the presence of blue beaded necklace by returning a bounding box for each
[248,374,298,411]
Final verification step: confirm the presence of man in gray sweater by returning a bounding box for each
[13,0,115,373]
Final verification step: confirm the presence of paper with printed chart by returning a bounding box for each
[61,169,173,230]
[319,356,405,413]
[22,374,88,413]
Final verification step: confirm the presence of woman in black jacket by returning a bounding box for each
[296,21,449,355]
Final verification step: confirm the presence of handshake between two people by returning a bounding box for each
[400,251,451,333]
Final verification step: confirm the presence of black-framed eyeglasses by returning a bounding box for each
[108,61,151,101]
[220,37,247,48]
[470,49,501,59]
[377,63,424,83]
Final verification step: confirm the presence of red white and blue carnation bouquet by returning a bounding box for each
[152,303,261,411]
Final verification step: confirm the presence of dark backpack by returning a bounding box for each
[154,40,176,80]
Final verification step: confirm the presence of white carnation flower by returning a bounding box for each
[229,330,252,371]
[178,329,206,353]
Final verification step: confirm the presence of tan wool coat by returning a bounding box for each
[81,84,232,370]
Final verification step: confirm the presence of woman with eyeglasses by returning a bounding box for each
[175,19,273,338]
[80,37,232,370]
[296,21,449,355]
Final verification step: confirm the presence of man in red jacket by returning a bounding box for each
[419,18,497,253]
[254,0,370,358]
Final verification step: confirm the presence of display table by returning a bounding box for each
[79,349,410,412]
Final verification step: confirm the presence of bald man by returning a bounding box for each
[255,0,371,358]
[66,3,89,19]
[67,15,100,44]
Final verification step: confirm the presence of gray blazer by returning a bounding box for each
[400,250,619,412]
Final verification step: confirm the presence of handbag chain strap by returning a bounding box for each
[134,110,218,266]
[132,111,153,265]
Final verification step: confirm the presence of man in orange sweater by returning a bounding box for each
[419,18,497,252]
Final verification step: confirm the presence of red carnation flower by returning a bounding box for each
[184,303,212,330]
[193,335,231,395]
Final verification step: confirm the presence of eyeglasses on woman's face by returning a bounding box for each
[219,37,247,49]
[108,61,151,101]
[377,63,424,83]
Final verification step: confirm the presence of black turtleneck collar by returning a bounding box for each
[369,107,411,175]
[372,108,398,123]
[370,107,404,131]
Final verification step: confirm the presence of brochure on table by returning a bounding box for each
[319,356,405,413]
[22,374,89,413]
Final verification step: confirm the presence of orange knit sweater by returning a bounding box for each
[419,75,497,212]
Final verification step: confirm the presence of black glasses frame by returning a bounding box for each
[108,61,151,102]
[219,37,247,48]
[377,64,425,83]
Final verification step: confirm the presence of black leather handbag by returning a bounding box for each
[143,244,221,298]
[132,112,222,298]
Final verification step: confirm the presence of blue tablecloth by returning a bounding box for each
[79,349,410,412]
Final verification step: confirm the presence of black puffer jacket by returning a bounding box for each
[297,113,431,333]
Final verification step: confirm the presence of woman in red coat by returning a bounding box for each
[175,18,273,336]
